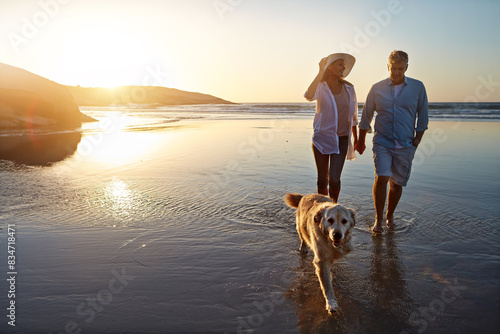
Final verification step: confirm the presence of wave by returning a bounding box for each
[79,102,500,122]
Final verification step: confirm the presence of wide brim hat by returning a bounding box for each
[324,53,356,78]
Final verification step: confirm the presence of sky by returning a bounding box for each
[1,0,499,103]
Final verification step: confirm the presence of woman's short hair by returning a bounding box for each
[388,50,409,65]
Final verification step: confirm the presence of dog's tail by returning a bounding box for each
[283,193,302,208]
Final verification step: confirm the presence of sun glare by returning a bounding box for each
[83,130,158,165]
[58,26,150,87]
[76,112,161,166]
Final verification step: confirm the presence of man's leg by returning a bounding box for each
[386,180,403,229]
[386,145,416,228]
[372,175,390,233]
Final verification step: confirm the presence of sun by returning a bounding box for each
[57,27,151,88]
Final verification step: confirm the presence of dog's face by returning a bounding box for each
[314,204,356,248]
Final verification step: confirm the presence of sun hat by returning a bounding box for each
[324,53,356,78]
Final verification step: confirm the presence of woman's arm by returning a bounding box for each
[304,58,327,101]
[352,126,358,147]
[355,128,368,155]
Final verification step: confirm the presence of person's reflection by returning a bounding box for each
[366,233,413,333]
[0,131,81,166]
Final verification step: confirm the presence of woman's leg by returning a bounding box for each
[312,143,329,195]
[328,136,349,202]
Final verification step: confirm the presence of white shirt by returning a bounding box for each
[305,81,358,160]
[393,83,404,97]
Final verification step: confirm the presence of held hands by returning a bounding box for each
[355,128,368,155]
[354,140,366,155]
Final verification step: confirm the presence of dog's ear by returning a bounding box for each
[349,208,356,226]
[314,209,324,224]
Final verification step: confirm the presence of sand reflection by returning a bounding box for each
[365,234,413,333]
[79,129,160,166]
[286,233,413,333]
[287,255,360,334]
[102,177,137,222]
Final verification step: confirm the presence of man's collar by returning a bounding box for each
[388,76,408,86]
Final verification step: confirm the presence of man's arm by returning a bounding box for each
[355,87,375,155]
[414,82,429,145]
[356,128,368,154]
[352,126,358,147]
[413,130,425,147]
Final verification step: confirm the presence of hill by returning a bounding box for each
[0,62,94,130]
[66,85,234,106]
[0,62,233,131]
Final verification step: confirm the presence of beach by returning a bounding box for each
[0,105,499,333]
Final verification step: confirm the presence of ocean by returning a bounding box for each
[81,102,500,121]
[0,102,499,333]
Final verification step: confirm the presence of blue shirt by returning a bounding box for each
[359,77,429,148]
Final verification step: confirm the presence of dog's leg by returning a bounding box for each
[296,218,308,253]
[314,260,338,313]
[298,239,308,253]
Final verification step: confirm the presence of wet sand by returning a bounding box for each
[0,115,499,333]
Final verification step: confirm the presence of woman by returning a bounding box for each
[304,53,358,202]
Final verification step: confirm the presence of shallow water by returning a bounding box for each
[0,108,499,333]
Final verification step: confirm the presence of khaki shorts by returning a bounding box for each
[373,143,417,187]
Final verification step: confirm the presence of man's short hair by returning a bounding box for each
[388,50,409,65]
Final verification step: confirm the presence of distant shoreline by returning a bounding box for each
[66,85,234,107]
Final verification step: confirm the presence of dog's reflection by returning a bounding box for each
[286,233,413,333]
[285,254,359,334]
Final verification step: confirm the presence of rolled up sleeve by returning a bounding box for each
[359,86,375,132]
[415,83,429,132]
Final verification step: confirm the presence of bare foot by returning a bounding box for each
[371,223,384,234]
[386,216,396,229]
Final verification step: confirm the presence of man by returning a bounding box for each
[355,50,428,233]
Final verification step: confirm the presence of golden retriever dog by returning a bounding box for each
[284,193,356,314]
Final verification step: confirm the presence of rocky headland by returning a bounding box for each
[0,62,94,130]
